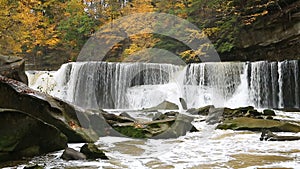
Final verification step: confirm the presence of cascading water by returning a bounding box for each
[27,60,300,109]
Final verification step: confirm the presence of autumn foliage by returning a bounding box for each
[0,0,297,66]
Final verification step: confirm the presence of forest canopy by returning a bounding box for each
[0,0,298,67]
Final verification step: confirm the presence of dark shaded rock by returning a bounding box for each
[145,100,179,111]
[179,98,187,110]
[274,108,300,112]
[217,117,300,132]
[61,147,86,160]
[263,109,276,116]
[187,105,214,115]
[23,164,44,169]
[0,55,28,85]
[0,75,98,143]
[80,143,108,160]
[260,129,300,141]
[164,111,179,117]
[0,109,67,162]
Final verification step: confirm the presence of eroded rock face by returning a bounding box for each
[0,109,67,162]
[221,1,300,61]
[0,55,28,85]
[0,75,97,143]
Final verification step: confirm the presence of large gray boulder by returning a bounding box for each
[0,55,28,85]
[0,75,98,143]
[0,109,67,162]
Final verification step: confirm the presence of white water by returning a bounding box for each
[27,61,300,109]
[22,61,300,169]
[11,110,300,169]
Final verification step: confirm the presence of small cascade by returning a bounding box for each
[27,60,300,109]
[183,62,244,108]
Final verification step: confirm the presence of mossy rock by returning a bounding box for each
[217,117,300,132]
[114,126,149,138]
[263,109,276,116]
[80,143,108,160]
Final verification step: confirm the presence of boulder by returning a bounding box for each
[205,107,223,125]
[0,55,28,85]
[80,143,108,160]
[217,117,300,132]
[153,114,198,139]
[23,164,44,169]
[260,129,300,141]
[119,112,135,121]
[152,112,168,121]
[61,147,86,160]
[0,75,98,143]
[144,100,179,111]
[109,113,198,139]
[263,109,276,116]
[187,105,214,115]
[179,98,187,110]
[0,109,67,162]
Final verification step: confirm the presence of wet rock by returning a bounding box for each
[109,113,197,139]
[81,110,123,137]
[206,107,223,125]
[187,105,214,115]
[0,109,67,162]
[164,111,179,117]
[153,114,198,139]
[144,100,179,111]
[80,143,108,160]
[61,147,86,160]
[0,55,28,85]
[274,108,300,112]
[152,111,179,121]
[0,75,98,142]
[217,117,300,132]
[152,112,168,121]
[263,109,276,116]
[23,164,44,169]
[260,129,300,141]
[101,111,135,125]
[119,112,135,121]
[179,98,187,110]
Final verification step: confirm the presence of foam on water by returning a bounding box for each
[19,111,300,169]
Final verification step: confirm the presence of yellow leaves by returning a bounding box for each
[203,27,221,36]
[243,10,269,25]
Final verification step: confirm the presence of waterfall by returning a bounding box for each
[27,60,300,109]
[183,62,244,108]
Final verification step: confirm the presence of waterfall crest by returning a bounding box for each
[27,60,300,109]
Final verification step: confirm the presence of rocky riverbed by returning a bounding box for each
[1,55,300,168]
